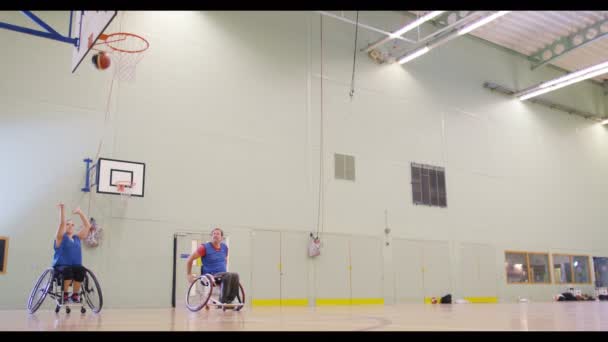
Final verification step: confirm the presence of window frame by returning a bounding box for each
[505,250,552,284]
[0,236,8,275]
[552,253,592,285]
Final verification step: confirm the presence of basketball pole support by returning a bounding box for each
[82,158,94,193]
[0,11,78,46]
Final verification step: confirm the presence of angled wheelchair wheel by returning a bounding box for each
[27,267,54,314]
[186,275,213,312]
[234,283,246,311]
[82,267,103,313]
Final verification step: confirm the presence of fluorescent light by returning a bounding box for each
[395,11,508,66]
[457,11,510,36]
[398,46,430,64]
[390,11,445,38]
[519,66,608,101]
[601,119,608,125]
[539,60,608,89]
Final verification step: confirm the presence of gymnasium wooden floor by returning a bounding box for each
[2,302,608,331]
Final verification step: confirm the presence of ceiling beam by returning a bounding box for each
[414,11,484,46]
[397,11,509,65]
[316,11,417,44]
[529,17,608,70]
[362,11,445,53]
[483,81,604,121]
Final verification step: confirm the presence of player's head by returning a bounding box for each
[211,227,223,242]
[66,219,75,234]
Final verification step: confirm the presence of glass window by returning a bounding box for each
[411,163,446,207]
[553,254,572,284]
[594,257,608,288]
[505,252,529,283]
[0,237,7,274]
[529,253,551,283]
[573,255,590,284]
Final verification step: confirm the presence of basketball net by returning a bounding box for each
[93,32,149,83]
[116,181,135,201]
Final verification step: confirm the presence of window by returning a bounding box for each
[593,257,608,287]
[505,251,551,284]
[411,163,446,207]
[0,237,7,275]
[573,255,590,283]
[553,254,572,283]
[335,153,355,181]
[529,253,551,283]
[552,254,591,284]
[505,252,529,283]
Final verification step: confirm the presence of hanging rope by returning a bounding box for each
[349,11,359,99]
[316,14,324,238]
[81,12,125,215]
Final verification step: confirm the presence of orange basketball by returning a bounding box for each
[91,51,111,70]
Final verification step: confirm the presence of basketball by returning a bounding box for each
[91,51,111,70]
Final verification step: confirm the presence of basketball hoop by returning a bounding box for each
[92,32,149,82]
[116,181,135,200]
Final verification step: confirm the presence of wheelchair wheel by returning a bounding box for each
[186,274,213,312]
[82,267,103,313]
[234,283,246,311]
[27,267,54,314]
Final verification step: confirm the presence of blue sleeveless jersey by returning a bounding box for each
[200,242,228,275]
[52,233,82,266]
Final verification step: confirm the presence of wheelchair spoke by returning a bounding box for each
[27,268,54,314]
[82,268,103,313]
[186,275,213,312]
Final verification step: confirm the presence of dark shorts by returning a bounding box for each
[54,265,85,282]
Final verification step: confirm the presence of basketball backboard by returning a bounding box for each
[71,11,117,73]
[83,157,145,197]
[0,11,116,73]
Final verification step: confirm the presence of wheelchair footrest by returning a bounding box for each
[55,301,85,307]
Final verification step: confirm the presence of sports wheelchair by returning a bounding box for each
[27,266,103,314]
[185,272,245,312]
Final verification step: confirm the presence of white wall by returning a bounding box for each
[1,11,608,309]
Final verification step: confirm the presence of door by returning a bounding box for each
[459,243,479,298]
[173,232,205,308]
[350,235,383,303]
[477,244,497,298]
[459,242,497,300]
[280,231,309,305]
[393,239,424,303]
[225,229,252,306]
[422,240,452,299]
[315,234,350,304]
[251,230,281,304]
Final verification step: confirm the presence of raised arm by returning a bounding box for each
[74,207,92,240]
[185,250,202,284]
[55,203,66,248]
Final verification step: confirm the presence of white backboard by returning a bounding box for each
[71,11,117,73]
[96,158,145,197]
